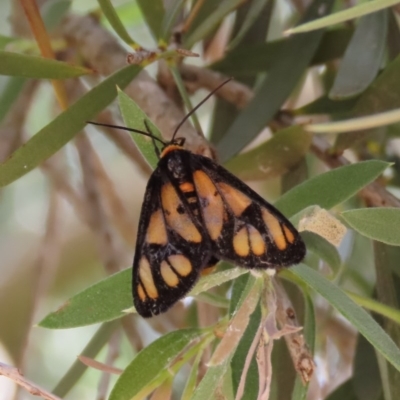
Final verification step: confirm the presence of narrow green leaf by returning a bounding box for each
[190,268,248,297]
[118,90,162,169]
[181,350,203,400]
[211,28,353,77]
[109,329,203,400]
[285,0,400,35]
[184,0,244,49]
[329,11,387,99]
[98,0,137,46]
[346,291,400,325]
[216,0,334,162]
[335,52,400,152]
[224,126,312,181]
[294,95,358,116]
[352,335,382,400]
[0,50,91,78]
[136,0,165,40]
[289,264,400,373]
[275,160,389,217]
[301,231,341,272]
[0,65,141,188]
[39,267,247,329]
[160,0,185,40]
[38,269,131,329]
[0,77,26,124]
[228,0,270,49]
[342,208,400,246]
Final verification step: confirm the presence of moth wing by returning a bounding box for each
[132,169,212,317]
[190,155,306,269]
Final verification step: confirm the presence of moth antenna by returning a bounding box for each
[87,121,166,146]
[172,77,233,141]
[143,120,161,158]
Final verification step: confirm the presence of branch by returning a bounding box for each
[0,362,61,400]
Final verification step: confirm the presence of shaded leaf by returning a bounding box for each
[294,95,358,116]
[286,0,400,35]
[224,126,312,181]
[342,208,400,246]
[329,11,387,99]
[136,0,165,40]
[0,50,91,78]
[39,267,248,329]
[275,160,389,217]
[160,0,185,41]
[216,0,334,162]
[41,0,71,31]
[0,65,141,188]
[184,0,245,49]
[98,0,136,46]
[0,77,26,124]
[287,264,400,373]
[109,329,203,400]
[301,231,341,272]
[211,28,353,76]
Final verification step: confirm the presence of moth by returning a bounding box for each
[89,82,306,318]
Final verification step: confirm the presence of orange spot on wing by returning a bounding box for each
[137,283,146,301]
[179,182,195,193]
[262,210,287,250]
[160,261,179,287]
[283,225,295,244]
[161,183,202,243]
[139,257,159,299]
[146,209,167,245]
[168,255,192,277]
[248,225,266,255]
[193,170,224,240]
[217,182,251,216]
[233,226,250,257]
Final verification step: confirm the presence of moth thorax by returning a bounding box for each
[167,154,188,180]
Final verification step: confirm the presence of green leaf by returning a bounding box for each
[334,46,400,151]
[39,267,247,329]
[325,379,358,400]
[342,208,400,246]
[184,0,245,49]
[109,329,203,400]
[0,65,141,188]
[294,94,358,116]
[329,11,387,99]
[160,0,185,41]
[98,0,136,46]
[38,269,131,329]
[285,0,400,35]
[0,50,91,78]
[301,231,341,272]
[211,28,353,77]
[118,89,162,169]
[224,126,312,181]
[216,0,334,162]
[288,264,400,374]
[136,0,165,40]
[275,160,389,217]
[228,0,270,49]
[0,77,26,124]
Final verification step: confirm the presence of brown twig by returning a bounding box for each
[61,13,212,158]
[0,362,61,400]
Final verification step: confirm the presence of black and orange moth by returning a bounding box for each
[89,81,305,318]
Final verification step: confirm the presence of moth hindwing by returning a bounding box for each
[132,143,306,317]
